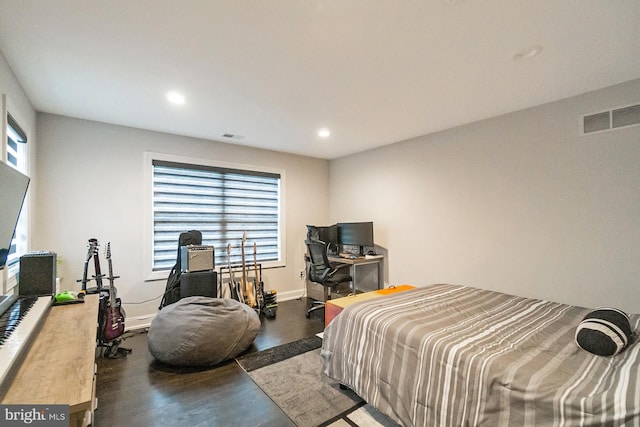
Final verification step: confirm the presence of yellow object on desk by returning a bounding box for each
[325,284,415,326]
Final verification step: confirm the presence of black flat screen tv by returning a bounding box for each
[0,161,30,270]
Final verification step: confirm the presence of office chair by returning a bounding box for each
[305,240,352,318]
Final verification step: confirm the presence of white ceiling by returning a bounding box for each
[1,1,639,159]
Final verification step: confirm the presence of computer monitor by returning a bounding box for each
[318,225,338,249]
[337,222,374,255]
[306,224,339,255]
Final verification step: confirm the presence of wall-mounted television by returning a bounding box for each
[0,161,30,270]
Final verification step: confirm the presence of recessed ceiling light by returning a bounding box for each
[318,128,331,138]
[166,91,186,105]
[513,45,543,61]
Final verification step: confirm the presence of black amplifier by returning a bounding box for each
[180,270,217,299]
[19,251,57,297]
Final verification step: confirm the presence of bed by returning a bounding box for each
[320,284,640,426]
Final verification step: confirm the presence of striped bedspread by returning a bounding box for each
[320,284,640,426]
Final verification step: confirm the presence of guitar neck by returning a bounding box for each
[241,250,247,282]
[107,259,115,294]
[81,259,90,291]
[253,243,259,282]
[79,242,95,291]
[93,254,103,289]
[88,239,103,290]
[107,258,117,315]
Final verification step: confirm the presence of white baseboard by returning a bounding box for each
[125,314,154,332]
[276,288,305,301]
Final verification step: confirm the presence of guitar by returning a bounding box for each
[241,232,256,307]
[77,239,96,292]
[227,243,243,302]
[253,242,264,311]
[102,242,125,342]
[89,238,104,293]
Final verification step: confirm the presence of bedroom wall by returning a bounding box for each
[0,56,36,143]
[329,78,640,313]
[33,114,330,328]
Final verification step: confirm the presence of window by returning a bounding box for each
[147,153,284,279]
[5,113,28,284]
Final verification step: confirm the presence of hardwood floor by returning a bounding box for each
[94,298,325,427]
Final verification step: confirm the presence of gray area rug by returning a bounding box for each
[236,336,398,427]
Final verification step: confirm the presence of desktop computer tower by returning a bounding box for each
[19,251,57,297]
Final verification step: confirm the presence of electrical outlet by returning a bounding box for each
[299,270,304,278]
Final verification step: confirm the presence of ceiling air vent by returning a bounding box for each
[582,103,640,135]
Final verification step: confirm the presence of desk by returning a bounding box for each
[1,295,99,427]
[328,255,384,293]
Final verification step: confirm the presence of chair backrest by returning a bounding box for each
[305,240,332,284]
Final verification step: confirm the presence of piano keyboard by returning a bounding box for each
[0,296,51,387]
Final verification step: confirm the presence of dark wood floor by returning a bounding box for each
[94,298,325,427]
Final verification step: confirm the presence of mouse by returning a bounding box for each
[349,255,358,259]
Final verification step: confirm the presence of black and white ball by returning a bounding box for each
[575,308,634,357]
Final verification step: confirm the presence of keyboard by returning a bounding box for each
[0,296,51,387]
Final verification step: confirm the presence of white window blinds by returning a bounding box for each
[151,159,282,271]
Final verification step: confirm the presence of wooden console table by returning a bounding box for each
[1,294,99,427]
